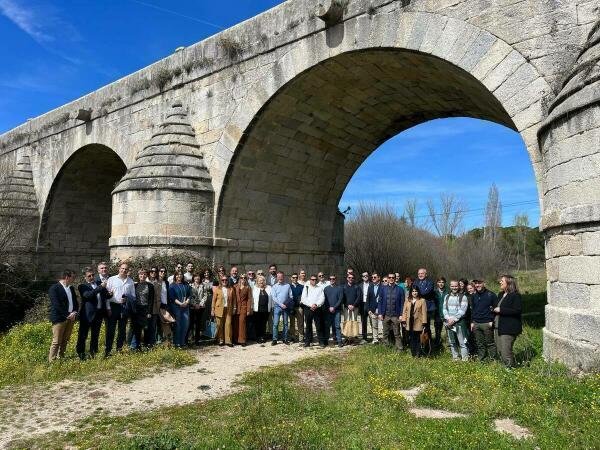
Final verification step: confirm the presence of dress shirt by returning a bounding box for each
[300,284,325,307]
[362,282,369,303]
[61,281,74,313]
[107,275,135,304]
[271,282,292,307]
[222,287,228,308]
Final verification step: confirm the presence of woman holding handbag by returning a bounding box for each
[233,274,253,346]
[401,286,428,357]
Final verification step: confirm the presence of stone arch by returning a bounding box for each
[213,12,551,273]
[38,144,126,278]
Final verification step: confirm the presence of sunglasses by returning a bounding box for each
[221,278,228,282]
[159,270,166,272]
[310,278,317,281]
[329,277,336,280]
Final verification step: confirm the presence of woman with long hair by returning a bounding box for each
[251,275,273,344]
[401,285,428,357]
[233,274,253,346]
[169,271,191,348]
[493,275,523,367]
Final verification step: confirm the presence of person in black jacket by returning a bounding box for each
[342,273,360,344]
[471,279,498,361]
[324,276,344,347]
[493,275,523,367]
[132,269,155,350]
[48,269,79,362]
[77,267,110,360]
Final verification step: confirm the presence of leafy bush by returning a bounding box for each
[106,253,213,279]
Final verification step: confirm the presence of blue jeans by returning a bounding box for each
[272,306,289,341]
[327,310,342,345]
[173,305,190,347]
[447,320,469,360]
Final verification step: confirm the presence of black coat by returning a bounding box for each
[78,282,109,323]
[49,282,79,324]
[494,291,522,335]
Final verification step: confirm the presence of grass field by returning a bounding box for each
[8,269,600,449]
[0,321,196,389]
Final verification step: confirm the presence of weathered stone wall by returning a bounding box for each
[539,19,600,370]
[37,145,126,277]
[0,0,598,368]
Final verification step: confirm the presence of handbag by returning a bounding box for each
[204,318,217,339]
[342,310,360,338]
[420,329,429,345]
[159,308,175,324]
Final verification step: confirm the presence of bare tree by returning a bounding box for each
[514,213,530,271]
[403,198,418,227]
[426,193,466,242]
[484,183,502,248]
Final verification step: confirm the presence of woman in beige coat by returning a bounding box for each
[401,285,428,357]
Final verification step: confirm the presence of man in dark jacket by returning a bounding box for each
[77,267,110,360]
[342,273,360,344]
[358,272,371,343]
[132,269,155,350]
[471,279,498,361]
[377,273,405,351]
[48,269,79,362]
[324,275,344,347]
[367,273,383,343]
[413,268,437,340]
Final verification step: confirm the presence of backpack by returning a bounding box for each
[444,293,465,312]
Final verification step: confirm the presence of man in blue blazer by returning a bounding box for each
[77,267,110,360]
[323,275,344,347]
[378,273,405,351]
[367,272,383,343]
[48,269,79,362]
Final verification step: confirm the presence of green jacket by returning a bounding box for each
[435,287,449,319]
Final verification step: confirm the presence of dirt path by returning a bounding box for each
[0,343,335,448]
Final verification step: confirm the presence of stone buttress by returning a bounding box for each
[110,102,214,259]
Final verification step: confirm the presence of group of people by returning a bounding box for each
[48,262,523,367]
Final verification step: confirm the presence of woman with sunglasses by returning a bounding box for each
[212,274,237,346]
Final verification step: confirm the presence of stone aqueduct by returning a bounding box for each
[0,0,598,369]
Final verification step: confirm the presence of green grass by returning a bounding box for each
[0,321,196,388]
[12,340,600,449]
[9,269,600,449]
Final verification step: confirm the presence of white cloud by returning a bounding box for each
[0,0,53,42]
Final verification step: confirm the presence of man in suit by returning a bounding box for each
[228,266,239,286]
[77,267,109,360]
[267,264,278,286]
[95,261,110,284]
[212,273,237,346]
[367,272,383,343]
[342,273,360,344]
[358,272,371,343]
[378,273,406,351]
[48,269,79,362]
[323,275,344,347]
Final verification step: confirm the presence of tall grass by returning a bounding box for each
[0,321,196,388]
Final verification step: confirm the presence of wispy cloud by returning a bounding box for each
[0,0,53,42]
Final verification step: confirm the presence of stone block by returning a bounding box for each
[547,281,590,309]
[581,231,600,256]
[558,255,600,284]
[242,252,267,264]
[546,234,582,258]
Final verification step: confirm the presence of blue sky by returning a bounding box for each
[0,0,540,230]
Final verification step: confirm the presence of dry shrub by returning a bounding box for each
[344,203,507,279]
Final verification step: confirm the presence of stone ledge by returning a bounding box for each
[109,235,213,247]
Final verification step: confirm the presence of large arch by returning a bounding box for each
[215,47,542,274]
[37,144,126,278]
[212,13,550,275]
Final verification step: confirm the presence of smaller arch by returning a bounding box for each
[37,144,126,277]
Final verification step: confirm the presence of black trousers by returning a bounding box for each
[188,307,203,344]
[105,303,127,355]
[76,310,103,357]
[408,330,422,357]
[253,311,269,341]
[130,306,148,350]
[360,303,369,340]
[303,306,325,345]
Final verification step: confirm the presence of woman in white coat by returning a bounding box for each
[251,275,273,343]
